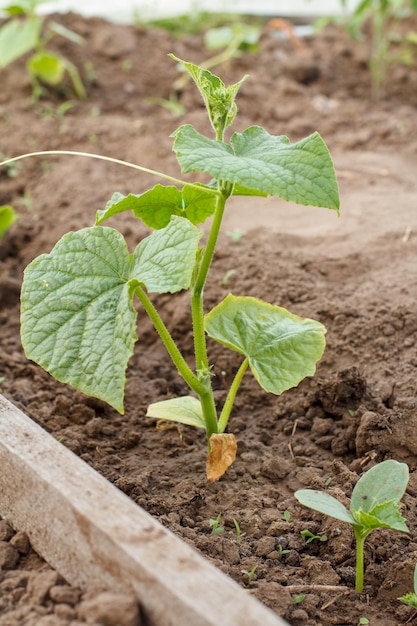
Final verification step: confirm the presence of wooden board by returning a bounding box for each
[0,394,288,626]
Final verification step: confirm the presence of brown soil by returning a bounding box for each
[1,11,417,626]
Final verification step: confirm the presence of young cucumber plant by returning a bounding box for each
[295,460,409,592]
[16,56,339,480]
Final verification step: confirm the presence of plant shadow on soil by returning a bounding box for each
[2,11,417,626]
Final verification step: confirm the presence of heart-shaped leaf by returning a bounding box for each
[147,396,205,429]
[205,294,326,395]
[172,124,339,210]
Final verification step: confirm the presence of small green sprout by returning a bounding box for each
[209,513,224,535]
[300,529,327,544]
[233,518,245,543]
[241,564,258,585]
[295,460,409,593]
[221,269,236,288]
[278,544,290,560]
[293,594,305,604]
[283,510,291,522]
[226,228,245,243]
[398,563,417,608]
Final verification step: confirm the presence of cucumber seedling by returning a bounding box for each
[295,460,409,592]
[8,55,340,480]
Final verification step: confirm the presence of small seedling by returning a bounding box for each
[241,564,258,585]
[226,228,245,243]
[5,56,339,481]
[295,460,409,592]
[278,544,290,560]
[293,594,305,604]
[398,563,417,609]
[357,618,369,626]
[221,269,236,288]
[300,529,327,544]
[209,514,224,535]
[283,510,291,522]
[0,0,86,100]
[233,518,245,543]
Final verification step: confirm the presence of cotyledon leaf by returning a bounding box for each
[147,396,205,429]
[351,460,409,513]
[20,217,202,412]
[204,294,326,395]
[172,123,340,210]
[295,490,356,525]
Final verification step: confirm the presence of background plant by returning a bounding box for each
[317,0,417,99]
[0,0,86,100]
[398,562,417,609]
[295,460,409,592]
[15,56,339,481]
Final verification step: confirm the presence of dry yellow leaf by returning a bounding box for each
[206,433,237,482]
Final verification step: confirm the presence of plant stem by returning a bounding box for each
[218,358,249,433]
[191,187,231,438]
[134,285,206,397]
[353,527,368,593]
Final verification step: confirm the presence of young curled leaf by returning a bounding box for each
[206,433,237,482]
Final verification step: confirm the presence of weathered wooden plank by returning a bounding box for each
[0,394,288,626]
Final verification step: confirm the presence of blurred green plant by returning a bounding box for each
[0,0,86,100]
[316,0,417,99]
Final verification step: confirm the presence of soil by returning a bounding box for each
[1,10,417,626]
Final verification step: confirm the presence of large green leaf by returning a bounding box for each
[172,124,340,210]
[21,227,136,413]
[351,460,409,512]
[295,489,356,525]
[146,396,205,429]
[205,294,326,395]
[0,17,41,68]
[130,215,201,293]
[96,184,216,229]
[21,217,201,411]
[352,501,408,533]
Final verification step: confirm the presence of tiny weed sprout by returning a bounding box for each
[398,563,417,609]
[278,544,290,560]
[357,618,369,626]
[13,55,340,480]
[295,460,409,592]
[209,514,224,535]
[241,565,258,585]
[233,518,245,543]
[293,594,305,605]
[0,0,86,100]
[300,529,327,544]
[283,510,291,523]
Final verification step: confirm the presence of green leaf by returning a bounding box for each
[96,184,216,229]
[352,501,408,532]
[295,489,356,525]
[21,227,137,413]
[146,396,205,428]
[130,215,202,293]
[0,16,41,68]
[172,124,340,211]
[21,217,201,411]
[170,54,247,134]
[205,294,326,395]
[27,51,65,86]
[0,205,18,239]
[351,460,409,513]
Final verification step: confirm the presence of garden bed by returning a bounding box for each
[1,11,417,625]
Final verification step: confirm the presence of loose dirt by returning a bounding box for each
[1,11,417,625]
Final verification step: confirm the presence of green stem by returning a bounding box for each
[134,285,206,398]
[218,358,249,433]
[191,188,231,438]
[353,527,369,593]
[0,151,219,196]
